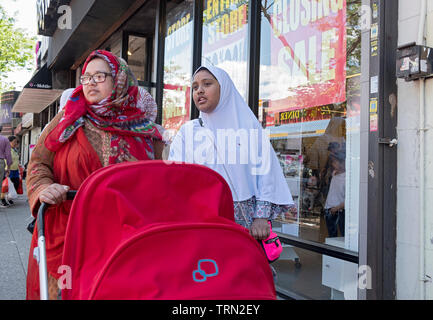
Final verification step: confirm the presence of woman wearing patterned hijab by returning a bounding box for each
[26,50,165,300]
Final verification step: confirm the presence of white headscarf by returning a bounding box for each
[169,66,293,206]
[59,88,75,112]
[41,88,75,134]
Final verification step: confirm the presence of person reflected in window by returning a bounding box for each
[305,117,346,211]
[6,136,20,205]
[324,150,346,238]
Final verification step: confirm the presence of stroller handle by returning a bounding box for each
[36,190,76,300]
[37,191,77,238]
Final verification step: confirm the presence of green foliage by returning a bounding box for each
[346,0,362,76]
[0,4,35,93]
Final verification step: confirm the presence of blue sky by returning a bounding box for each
[1,0,38,90]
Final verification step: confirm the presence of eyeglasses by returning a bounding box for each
[80,72,112,85]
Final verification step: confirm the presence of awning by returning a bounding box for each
[12,65,64,113]
[12,88,64,113]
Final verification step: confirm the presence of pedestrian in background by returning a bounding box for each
[324,150,346,238]
[6,136,20,205]
[0,125,12,207]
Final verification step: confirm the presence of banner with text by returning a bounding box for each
[163,5,193,133]
[202,0,249,99]
[267,0,347,113]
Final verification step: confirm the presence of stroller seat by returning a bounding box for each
[61,161,276,300]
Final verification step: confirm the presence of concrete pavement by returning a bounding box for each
[0,194,33,300]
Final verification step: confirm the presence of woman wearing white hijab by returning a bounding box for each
[40,89,75,134]
[169,66,296,240]
[59,88,75,113]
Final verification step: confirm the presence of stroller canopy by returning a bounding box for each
[61,161,275,300]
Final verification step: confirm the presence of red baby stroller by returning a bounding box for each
[35,161,276,300]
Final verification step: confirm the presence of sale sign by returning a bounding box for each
[162,8,193,133]
[162,83,191,134]
[267,0,347,113]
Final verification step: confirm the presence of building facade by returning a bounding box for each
[11,0,433,299]
[0,91,20,136]
[396,0,433,300]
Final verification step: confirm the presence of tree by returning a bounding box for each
[0,3,35,93]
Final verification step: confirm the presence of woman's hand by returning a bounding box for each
[330,207,338,214]
[330,203,344,214]
[250,218,270,241]
[39,184,70,205]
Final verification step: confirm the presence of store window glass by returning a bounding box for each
[111,40,122,57]
[127,34,153,96]
[273,246,358,300]
[259,0,361,299]
[102,31,122,57]
[162,2,194,140]
[128,35,147,82]
[202,0,249,99]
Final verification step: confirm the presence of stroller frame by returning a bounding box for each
[34,191,76,300]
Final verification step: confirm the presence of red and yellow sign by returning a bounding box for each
[162,83,191,131]
[163,8,193,132]
[276,104,335,125]
[204,0,248,44]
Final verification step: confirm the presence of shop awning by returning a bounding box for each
[12,65,64,113]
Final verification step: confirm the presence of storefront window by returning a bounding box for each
[259,0,361,299]
[162,1,194,140]
[273,246,358,299]
[101,30,122,57]
[202,0,249,99]
[128,35,147,82]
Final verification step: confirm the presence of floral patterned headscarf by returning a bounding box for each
[45,50,164,164]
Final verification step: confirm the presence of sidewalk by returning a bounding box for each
[0,194,33,300]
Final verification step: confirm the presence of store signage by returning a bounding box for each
[0,103,12,124]
[37,0,52,34]
[0,91,18,125]
[37,0,66,36]
[277,104,334,125]
[202,0,249,99]
[24,65,52,90]
[163,8,194,133]
[204,0,248,44]
[267,0,347,112]
[167,13,191,37]
[162,83,191,131]
[203,3,247,64]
